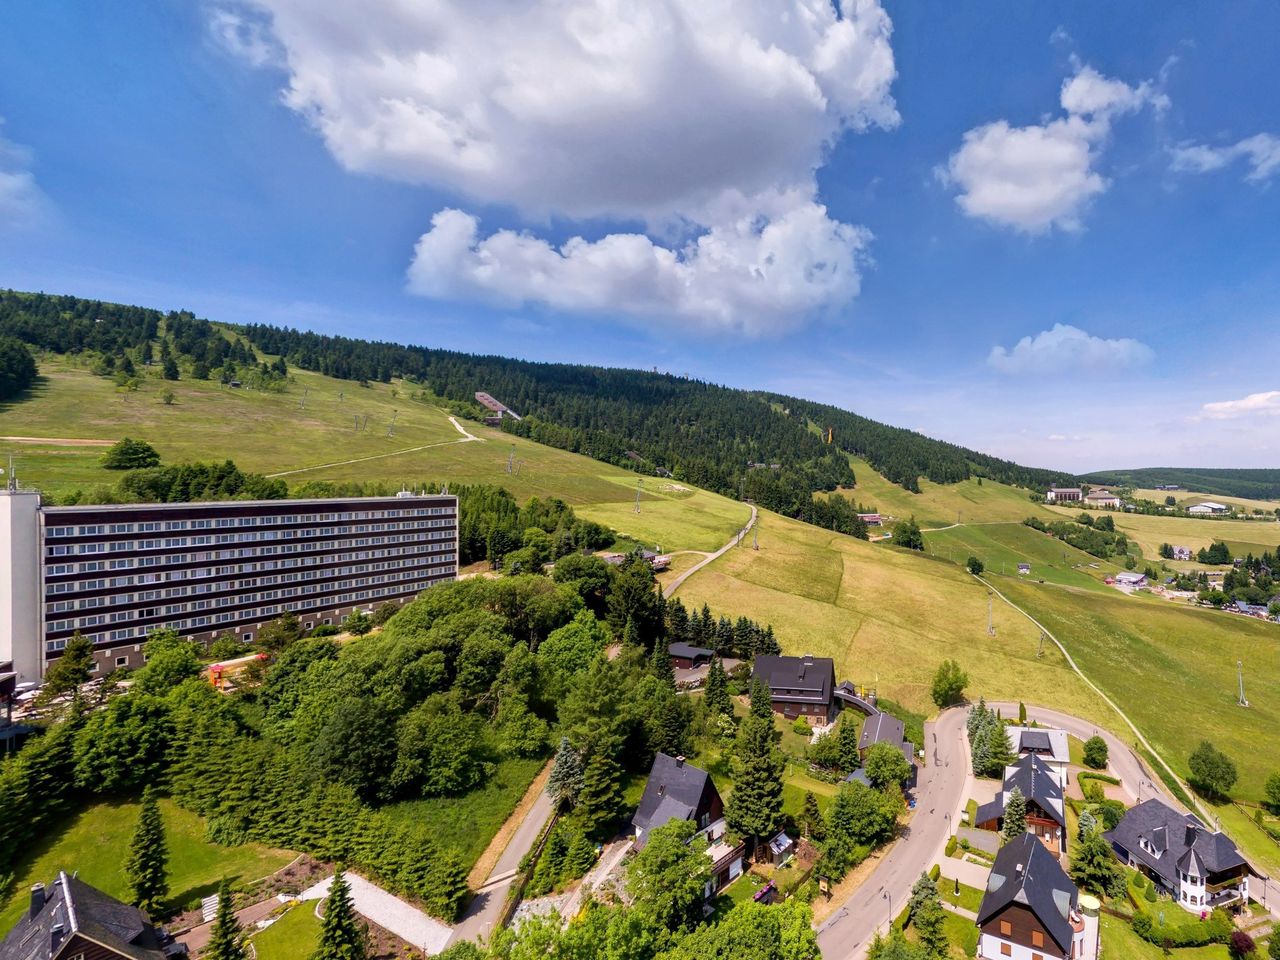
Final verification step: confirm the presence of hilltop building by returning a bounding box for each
[752,653,836,724]
[1045,486,1082,503]
[1,489,457,683]
[1083,489,1121,509]
[0,872,187,960]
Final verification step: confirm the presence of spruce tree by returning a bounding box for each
[622,616,641,649]
[748,677,774,723]
[801,791,827,842]
[205,878,245,960]
[312,868,366,960]
[547,737,585,809]
[725,714,785,850]
[125,787,169,916]
[1002,787,1027,841]
[837,714,861,773]
[704,657,732,717]
[650,639,675,686]
[1077,808,1097,841]
[577,741,625,837]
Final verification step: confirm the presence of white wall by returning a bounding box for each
[0,492,43,683]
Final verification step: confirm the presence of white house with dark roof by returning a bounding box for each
[975,753,1067,855]
[1045,486,1083,503]
[976,834,1097,960]
[1005,726,1070,786]
[1104,799,1251,912]
[1188,502,1230,515]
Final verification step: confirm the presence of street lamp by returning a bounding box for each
[883,890,892,930]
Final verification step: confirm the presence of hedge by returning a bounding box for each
[1077,771,1121,786]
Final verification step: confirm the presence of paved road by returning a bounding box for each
[301,873,453,954]
[985,701,1168,808]
[447,786,556,948]
[816,707,971,960]
[663,504,757,599]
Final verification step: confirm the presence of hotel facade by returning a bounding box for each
[1,489,458,683]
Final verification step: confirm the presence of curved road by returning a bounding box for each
[663,504,757,599]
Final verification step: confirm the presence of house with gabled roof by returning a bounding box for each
[632,752,745,897]
[974,753,1067,855]
[1104,798,1251,912]
[1005,725,1071,786]
[0,873,187,960]
[976,834,1097,960]
[752,654,835,724]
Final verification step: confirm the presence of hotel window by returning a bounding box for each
[116,656,129,668]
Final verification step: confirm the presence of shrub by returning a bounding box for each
[944,835,958,858]
[793,717,813,736]
[1228,930,1255,959]
[309,624,341,637]
[928,864,940,882]
[101,437,161,470]
[1143,882,1157,903]
[1083,735,1108,769]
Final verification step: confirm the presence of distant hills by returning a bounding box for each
[1083,468,1280,501]
[1,289,1075,521]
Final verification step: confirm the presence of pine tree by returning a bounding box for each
[564,829,598,878]
[650,639,675,686]
[547,737,585,809]
[577,741,625,837]
[622,616,641,649]
[748,677,774,723]
[1077,808,1097,841]
[312,868,366,960]
[125,787,169,916]
[205,878,246,960]
[801,791,827,842]
[725,715,784,849]
[704,657,732,716]
[1002,787,1027,841]
[837,714,861,773]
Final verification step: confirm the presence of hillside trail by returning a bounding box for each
[265,410,483,478]
[662,504,757,598]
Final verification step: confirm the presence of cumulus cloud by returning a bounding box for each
[407,199,869,335]
[208,7,282,68]
[1196,390,1280,421]
[219,0,900,333]
[0,121,45,229]
[1170,134,1280,184]
[938,64,1166,234]
[987,323,1154,375]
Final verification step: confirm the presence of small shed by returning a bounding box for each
[668,642,714,670]
[1017,563,1031,575]
[766,830,795,865]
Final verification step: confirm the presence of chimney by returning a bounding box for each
[675,755,685,768]
[1185,824,1198,848]
[29,884,45,920]
[1015,862,1024,876]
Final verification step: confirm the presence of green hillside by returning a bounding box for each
[923,521,1126,591]
[1084,466,1280,500]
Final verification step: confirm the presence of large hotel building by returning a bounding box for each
[0,488,458,683]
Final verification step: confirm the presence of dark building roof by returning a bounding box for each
[0,873,185,960]
[858,712,905,752]
[1105,799,1248,889]
[976,753,1065,829]
[631,753,721,848]
[667,642,714,661]
[752,654,834,706]
[1019,730,1053,753]
[977,834,1078,954]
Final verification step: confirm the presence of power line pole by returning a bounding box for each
[1238,660,1249,707]
[987,593,995,636]
[634,479,643,514]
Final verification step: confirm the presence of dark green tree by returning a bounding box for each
[1264,772,1280,814]
[1001,786,1027,841]
[837,714,861,773]
[930,659,968,709]
[801,791,827,842]
[725,714,784,850]
[704,656,732,717]
[577,741,626,837]
[1188,740,1238,799]
[748,676,774,723]
[312,868,367,960]
[1082,735,1108,770]
[650,639,674,686]
[101,437,161,469]
[547,737,584,809]
[36,632,94,703]
[864,741,912,791]
[891,516,924,551]
[1069,829,1125,898]
[205,878,246,960]
[625,820,711,933]
[965,556,984,575]
[125,787,169,916]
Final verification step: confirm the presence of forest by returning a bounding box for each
[0,335,37,401]
[1083,466,1280,501]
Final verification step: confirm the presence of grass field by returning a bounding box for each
[0,358,749,554]
[993,576,1280,869]
[672,509,1118,727]
[0,797,293,932]
[923,522,1124,592]
[1133,487,1280,517]
[1098,914,1231,960]
[837,457,1054,529]
[379,756,544,873]
[1046,505,1280,560]
[252,902,322,960]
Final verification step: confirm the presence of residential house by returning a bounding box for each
[1105,799,1251,912]
[1172,546,1193,561]
[1083,489,1121,509]
[752,654,836,724]
[0,873,187,960]
[1045,486,1083,503]
[857,513,883,527]
[631,753,745,897]
[667,642,714,670]
[976,834,1097,960]
[1114,571,1148,589]
[1017,563,1032,575]
[1005,726,1071,786]
[856,712,918,787]
[1188,502,1229,515]
[974,754,1067,855]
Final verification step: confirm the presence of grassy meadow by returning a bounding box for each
[923,521,1125,592]
[1132,487,1280,517]
[0,797,293,932]
[1046,504,1280,560]
[837,457,1054,529]
[672,509,1117,727]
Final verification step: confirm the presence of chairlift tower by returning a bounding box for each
[506,445,515,474]
[753,524,759,551]
[300,386,309,410]
[634,479,643,514]
[1238,660,1250,707]
[987,593,996,637]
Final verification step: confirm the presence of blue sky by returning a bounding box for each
[2,1,1279,472]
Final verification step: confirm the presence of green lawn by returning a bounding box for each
[251,902,322,960]
[1098,914,1231,960]
[923,522,1124,593]
[938,877,984,914]
[0,797,294,931]
[1046,505,1280,562]
[941,910,979,958]
[379,756,544,873]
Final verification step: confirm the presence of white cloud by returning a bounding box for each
[407,198,869,335]
[1196,391,1280,421]
[987,323,1154,375]
[0,120,45,229]
[1170,134,1280,184]
[938,63,1165,234]
[208,7,282,68]
[220,0,900,334]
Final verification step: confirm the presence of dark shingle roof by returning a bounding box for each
[977,834,1078,954]
[974,754,1063,828]
[1105,799,1247,889]
[752,654,834,706]
[631,753,718,847]
[1019,730,1053,753]
[667,642,714,661]
[858,712,905,751]
[0,873,181,960]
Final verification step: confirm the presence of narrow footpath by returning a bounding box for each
[662,504,757,599]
